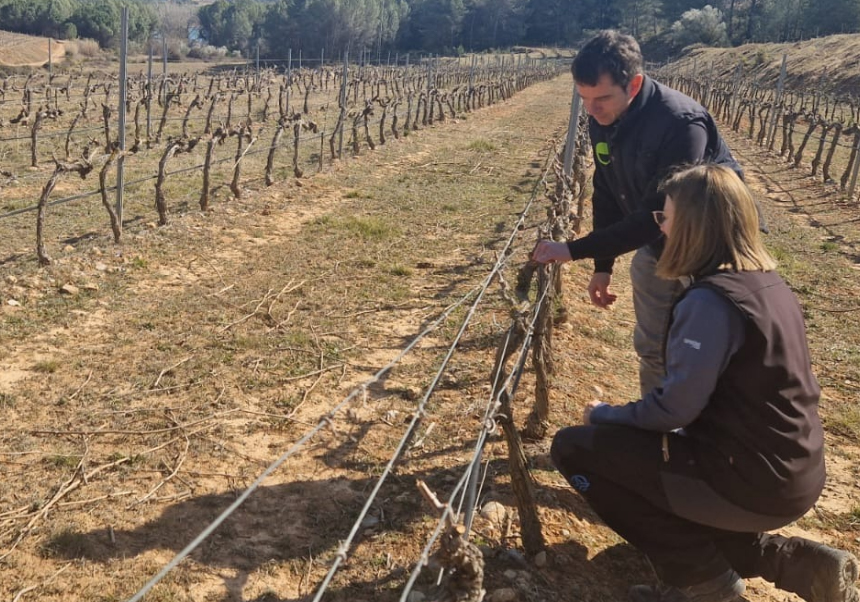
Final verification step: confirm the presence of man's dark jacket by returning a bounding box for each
[566,75,741,273]
[677,270,825,518]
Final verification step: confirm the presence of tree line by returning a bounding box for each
[203,0,860,60]
[1,0,859,59]
[0,0,156,48]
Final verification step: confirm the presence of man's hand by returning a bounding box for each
[588,272,617,308]
[531,240,572,264]
[582,400,605,426]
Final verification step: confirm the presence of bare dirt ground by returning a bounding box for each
[0,31,65,68]
[1,67,859,602]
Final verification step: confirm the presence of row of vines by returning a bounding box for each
[655,61,860,197]
[0,57,565,265]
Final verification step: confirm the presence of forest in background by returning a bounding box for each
[1,0,860,61]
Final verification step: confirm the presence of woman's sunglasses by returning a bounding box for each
[652,210,667,226]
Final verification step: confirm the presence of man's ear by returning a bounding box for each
[627,73,644,99]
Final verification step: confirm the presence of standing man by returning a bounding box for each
[532,30,743,395]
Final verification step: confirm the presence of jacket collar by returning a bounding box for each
[594,74,656,136]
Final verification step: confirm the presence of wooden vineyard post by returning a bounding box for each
[765,54,787,151]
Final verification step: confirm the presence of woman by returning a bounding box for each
[532,164,859,602]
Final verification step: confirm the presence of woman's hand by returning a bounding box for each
[531,240,572,264]
[582,400,605,426]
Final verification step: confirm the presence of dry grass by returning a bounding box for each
[65,38,101,59]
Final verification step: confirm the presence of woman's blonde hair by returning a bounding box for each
[656,164,776,279]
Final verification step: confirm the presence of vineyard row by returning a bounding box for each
[0,57,566,266]
[655,59,860,199]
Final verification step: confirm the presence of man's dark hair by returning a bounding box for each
[572,30,644,88]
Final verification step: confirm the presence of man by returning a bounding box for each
[532,30,742,395]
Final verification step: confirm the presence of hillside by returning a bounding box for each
[0,30,65,68]
[664,33,860,96]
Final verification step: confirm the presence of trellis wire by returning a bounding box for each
[123,281,483,602]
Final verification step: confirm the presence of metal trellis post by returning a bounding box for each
[338,51,348,159]
[563,87,583,179]
[766,54,788,149]
[116,7,129,230]
[162,34,168,106]
[255,42,260,91]
[147,43,153,142]
[426,55,432,98]
[730,63,742,123]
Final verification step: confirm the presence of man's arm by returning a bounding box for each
[567,120,711,263]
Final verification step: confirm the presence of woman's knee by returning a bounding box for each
[550,425,595,475]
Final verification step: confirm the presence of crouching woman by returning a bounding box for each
[548,164,859,602]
